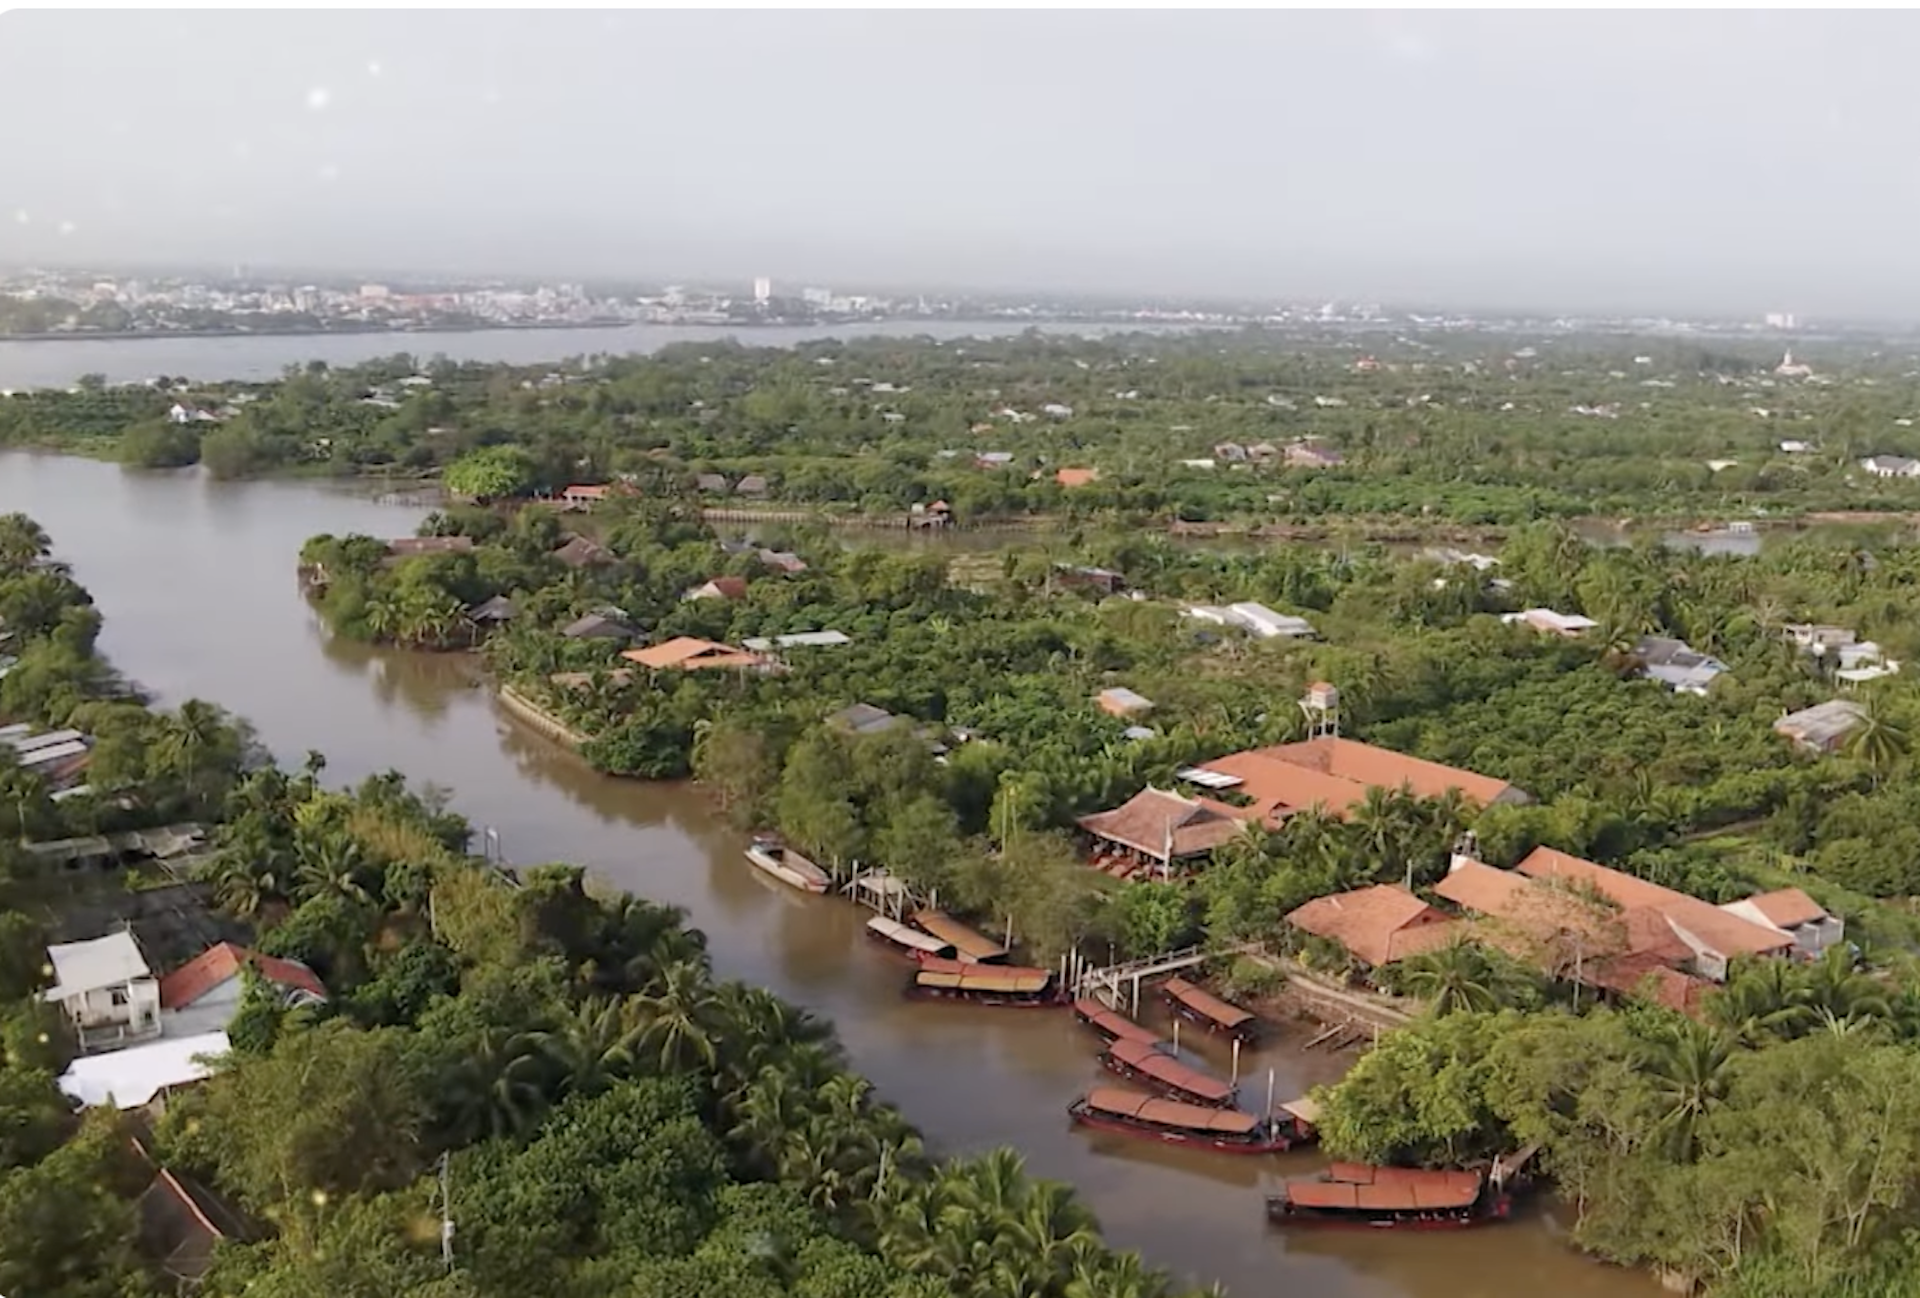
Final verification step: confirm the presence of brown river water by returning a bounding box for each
[0,451,1656,1298]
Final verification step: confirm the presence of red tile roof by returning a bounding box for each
[1195,737,1523,825]
[159,942,326,1009]
[1739,887,1830,930]
[622,636,766,671]
[1055,468,1100,488]
[1285,885,1458,967]
[1077,787,1251,860]
[1515,847,1792,960]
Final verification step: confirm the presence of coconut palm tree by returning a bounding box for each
[537,995,640,1099]
[443,1027,554,1144]
[1642,1020,1735,1162]
[1707,957,1811,1044]
[631,957,721,1072]
[1398,937,1514,1016]
[158,698,228,792]
[1801,945,1889,1026]
[1847,700,1909,788]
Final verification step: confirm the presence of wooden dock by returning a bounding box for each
[1072,942,1262,1013]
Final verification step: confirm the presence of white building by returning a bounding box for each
[59,1031,230,1112]
[1184,602,1317,640]
[1718,888,1843,960]
[753,277,772,304]
[1502,608,1598,637]
[44,931,162,1054]
[1861,455,1920,479]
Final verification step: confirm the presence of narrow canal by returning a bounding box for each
[0,451,1657,1298]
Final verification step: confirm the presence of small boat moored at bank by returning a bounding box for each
[743,836,832,894]
[1072,998,1161,1047]
[910,908,1009,964]
[1161,976,1259,1042]
[1069,1086,1297,1155]
[1266,1162,1510,1230]
[907,956,1065,1007]
[1100,1036,1236,1107]
[1278,1096,1323,1144]
[866,914,956,960]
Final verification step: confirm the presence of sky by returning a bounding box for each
[2,9,1918,318]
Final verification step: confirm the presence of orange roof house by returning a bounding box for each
[1285,885,1458,967]
[1191,737,1526,827]
[621,636,768,672]
[1055,467,1101,488]
[157,944,326,1021]
[1513,846,1792,980]
[684,576,749,602]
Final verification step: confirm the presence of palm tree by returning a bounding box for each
[1801,945,1889,1026]
[631,957,721,1072]
[158,698,227,792]
[1642,1021,1735,1162]
[1847,700,1909,788]
[1067,1250,1165,1298]
[1398,937,1513,1016]
[0,514,52,569]
[1707,957,1811,1043]
[537,995,640,1099]
[443,1027,553,1144]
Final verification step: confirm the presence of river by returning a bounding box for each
[0,451,1656,1298]
[0,319,1196,389]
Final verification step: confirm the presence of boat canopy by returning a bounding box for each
[911,909,1008,963]
[1284,1164,1484,1212]
[866,915,954,957]
[914,957,1052,995]
[1082,1086,1259,1135]
[1279,1096,1323,1126]
[1073,999,1160,1046]
[1163,976,1255,1030]
[1104,1037,1235,1104]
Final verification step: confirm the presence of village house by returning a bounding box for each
[1773,699,1867,754]
[1502,608,1598,637]
[756,549,809,576]
[734,474,771,497]
[826,702,910,737]
[0,723,94,793]
[1282,439,1344,469]
[466,595,517,630]
[560,611,638,642]
[907,500,953,529]
[1184,601,1317,640]
[1096,687,1154,718]
[1512,846,1792,982]
[695,472,730,494]
[1076,787,1250,880]
[1284,885,1457,968]
[59,1030,231,1113]
[1055,565,1126,596]
[158,942,327,1037]
[551,535,614,569]
[44,930,162,1053]
[1213,442,1249,462]
[558,484,615,510]
[975,452,1015,470]
[684,576,749,602]
[1054,467,1100,489]
[1635,635,1728,695]
[741,630,852,653]
[1718,888,1845,960]
[622,636,769,672]
[1860,455,1920,479]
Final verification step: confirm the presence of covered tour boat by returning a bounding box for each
[1277,1096,1322,1144]
[1099,1036,1236,1107]
[1161,976,1259,1042]
[907,956,1065,1008]
[866,915,957,960]
[743,836,832,894]
[1072,998,1161,1047]
[1266,1163,1510,1230]
[1069,1086,1297,1155]
[909,909,1009,964]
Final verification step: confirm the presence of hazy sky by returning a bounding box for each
[4,9,1919,317]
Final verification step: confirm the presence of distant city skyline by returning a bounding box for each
[6,11,1920,321]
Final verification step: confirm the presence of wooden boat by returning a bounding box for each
[1161,976,1258,1042]
[1266,1162,1510,1230]
[910,909,1008,964]
[743,836,831,894]
[1100,1036,1236,1107]
[1069,1086,1296,1155]
[866,915,956,960]
[1072,998,1161,1047]
[1278,1096,1322,1144]
[907,956,1064,1008]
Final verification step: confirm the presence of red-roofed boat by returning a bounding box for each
[1100,1036,1236,1107]
[1266,1162,1510,1230]
[1161,976,1259,1043]
[1070,1086,1297,1155]
[1072,998,1161,1047]
[906,957,1066,1008]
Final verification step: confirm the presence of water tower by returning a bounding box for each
[1299,681,1340,740]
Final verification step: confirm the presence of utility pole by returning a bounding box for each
[437,1152,456,1272]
